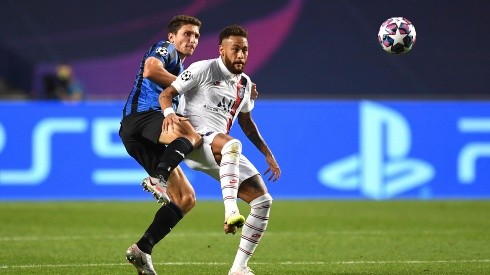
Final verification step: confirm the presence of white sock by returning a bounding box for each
[231,193,273,271]
[220,139,242,218]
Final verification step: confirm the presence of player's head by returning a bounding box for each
[168,15,201,58]
[219,25,248,74]
[56,64,73,81]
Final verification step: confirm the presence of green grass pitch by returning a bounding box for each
[1,200,489,274]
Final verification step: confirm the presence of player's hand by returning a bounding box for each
[163,113,188,133]
[263,154,281,182]
[251,82,258,100]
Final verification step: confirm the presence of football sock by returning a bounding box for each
[136,202,184,254]
[156,137,193,181]
[220,139,242,218]
[231,193,273,270]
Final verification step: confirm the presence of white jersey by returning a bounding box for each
[172,57,254,135]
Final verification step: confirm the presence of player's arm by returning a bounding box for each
[238,112,281,181]
[251,82,258,100]
[159,85,181,132]
[143,56,177,87]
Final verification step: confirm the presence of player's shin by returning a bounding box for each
[220,139,242,219]
[136,202,184,254]
[157,137,194,181]
[231,193,273,271]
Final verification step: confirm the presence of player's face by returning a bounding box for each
[169,24,200,58]
[219,36,248,74]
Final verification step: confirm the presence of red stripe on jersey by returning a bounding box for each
[226,78,244,133]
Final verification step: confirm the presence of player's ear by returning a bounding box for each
[219,45,224,56]
[168,32,174,43]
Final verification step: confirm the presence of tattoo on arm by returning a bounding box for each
[238,113,270,155]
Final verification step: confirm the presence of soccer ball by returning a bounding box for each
[377,17,416,54]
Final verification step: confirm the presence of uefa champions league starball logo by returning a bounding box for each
[156,47,168,57]
[180,70,192,81]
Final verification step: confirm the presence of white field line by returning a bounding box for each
[0,230,476,242]
[0,234,137,242]
[1,260,489,270]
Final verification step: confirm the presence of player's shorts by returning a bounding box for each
[119,110,165,176]
[184,132,260,183]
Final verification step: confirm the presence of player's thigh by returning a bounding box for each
[237,156,266,203]
[120,124,164,176]
[210,133,235,162]
[238,174,268,204]
[159,130,181,144]
[159,120,200,145]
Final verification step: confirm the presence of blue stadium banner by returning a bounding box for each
[0,100,489,200]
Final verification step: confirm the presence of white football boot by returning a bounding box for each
[228,266,254,275]
[142,176,170,205]
[125,244,157,275]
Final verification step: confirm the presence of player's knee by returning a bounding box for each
[176,124,201,147]
[174,192,196,214]
[221,139,242,155]
[188,131,202,147]
[182,192,197,213]
[249,193,273,207]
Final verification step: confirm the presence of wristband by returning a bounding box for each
[163,107,175,117]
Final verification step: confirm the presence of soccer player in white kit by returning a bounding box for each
[159,25,281,275]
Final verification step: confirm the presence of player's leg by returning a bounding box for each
[121,114,196,274]
[166,166,196,214]
[121,111,172,204]
[210,133,245,228]
[229,165,272,274]
[135,167,195,252]
[183,133,247,231]
[138,113,200,204]
[125,116,198,212]
[120,116,161,274]
[155,118,202,185]
[122,133,196,249]
[126,168,195,274]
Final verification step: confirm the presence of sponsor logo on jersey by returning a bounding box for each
[202,96,238,115]
[237,83,246,98]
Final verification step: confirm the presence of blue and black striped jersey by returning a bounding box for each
[123,40,183,116]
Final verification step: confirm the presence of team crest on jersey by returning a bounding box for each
[181,70,192,81]
[237,83,246,98]
[156,47,168,57]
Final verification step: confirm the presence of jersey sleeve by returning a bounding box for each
[171,61,203,94]
[240,77,255,113]
[241,98,254,113]
[149,41,178,68]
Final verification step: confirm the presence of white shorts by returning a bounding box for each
[184,132,260,183]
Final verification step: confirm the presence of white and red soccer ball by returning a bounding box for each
[378,17,416,54]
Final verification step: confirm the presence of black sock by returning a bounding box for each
[136,202,184,254]
[156,137,194,180]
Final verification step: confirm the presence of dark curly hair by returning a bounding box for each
[219,25,248,45]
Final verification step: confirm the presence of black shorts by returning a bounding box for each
[119,110,166,176]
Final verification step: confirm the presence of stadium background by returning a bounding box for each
[0,0,489,200]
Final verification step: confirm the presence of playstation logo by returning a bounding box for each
[318,101,435,199]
